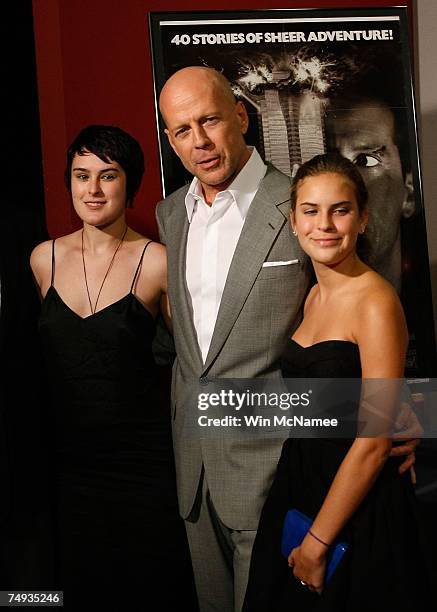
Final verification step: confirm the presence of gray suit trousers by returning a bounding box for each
[185,471,257,612]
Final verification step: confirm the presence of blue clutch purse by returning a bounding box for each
[281,509,349,583]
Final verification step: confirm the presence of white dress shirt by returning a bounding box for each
[185,148,267,363]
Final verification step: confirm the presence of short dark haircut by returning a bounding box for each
[290,152,368,212]
[290,152,369,261]
[64,125,145,207]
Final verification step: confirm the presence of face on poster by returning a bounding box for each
[150,8,436,377]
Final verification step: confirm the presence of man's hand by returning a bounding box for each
[390,442,417,482]
[390,400,423,482]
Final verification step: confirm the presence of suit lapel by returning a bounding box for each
[203,166,290,372]
[166,196,203,370]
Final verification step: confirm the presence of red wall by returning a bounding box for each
[33,0,412,239]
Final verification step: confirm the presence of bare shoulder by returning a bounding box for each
[144,240,167,285]
[353,271,407,376]
[145,240,166,263]
[354,270,407,342]
[30,239,52,267]
[129,231,166,266]
[30,239,54,282]
[30,232,79,281]
[357,271,404,316]
[132,235,167,293]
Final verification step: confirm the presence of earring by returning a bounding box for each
[359,224,366,234]
[292,228,297,236]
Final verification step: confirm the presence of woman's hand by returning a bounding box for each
[287,534,327,595]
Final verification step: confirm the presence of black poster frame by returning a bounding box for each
[149,7,436,377]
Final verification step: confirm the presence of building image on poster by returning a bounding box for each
[149,8,437,377]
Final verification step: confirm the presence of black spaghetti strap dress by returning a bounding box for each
[244,339,429,612]
[39,240,197,610]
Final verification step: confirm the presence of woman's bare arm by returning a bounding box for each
[289,283,408,592]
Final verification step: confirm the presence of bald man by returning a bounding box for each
[156,67,310,611]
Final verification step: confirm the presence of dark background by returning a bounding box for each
[7,1,45,232]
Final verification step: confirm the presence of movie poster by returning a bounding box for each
[149,8,436,378]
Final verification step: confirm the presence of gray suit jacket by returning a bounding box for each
[156,163,311,529]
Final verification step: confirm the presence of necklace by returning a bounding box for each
[81,226,128,315]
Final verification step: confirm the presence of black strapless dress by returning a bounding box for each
[39,241,198,610]
[244,339,429,612]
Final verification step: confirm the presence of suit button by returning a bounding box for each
[199,377,209,385]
